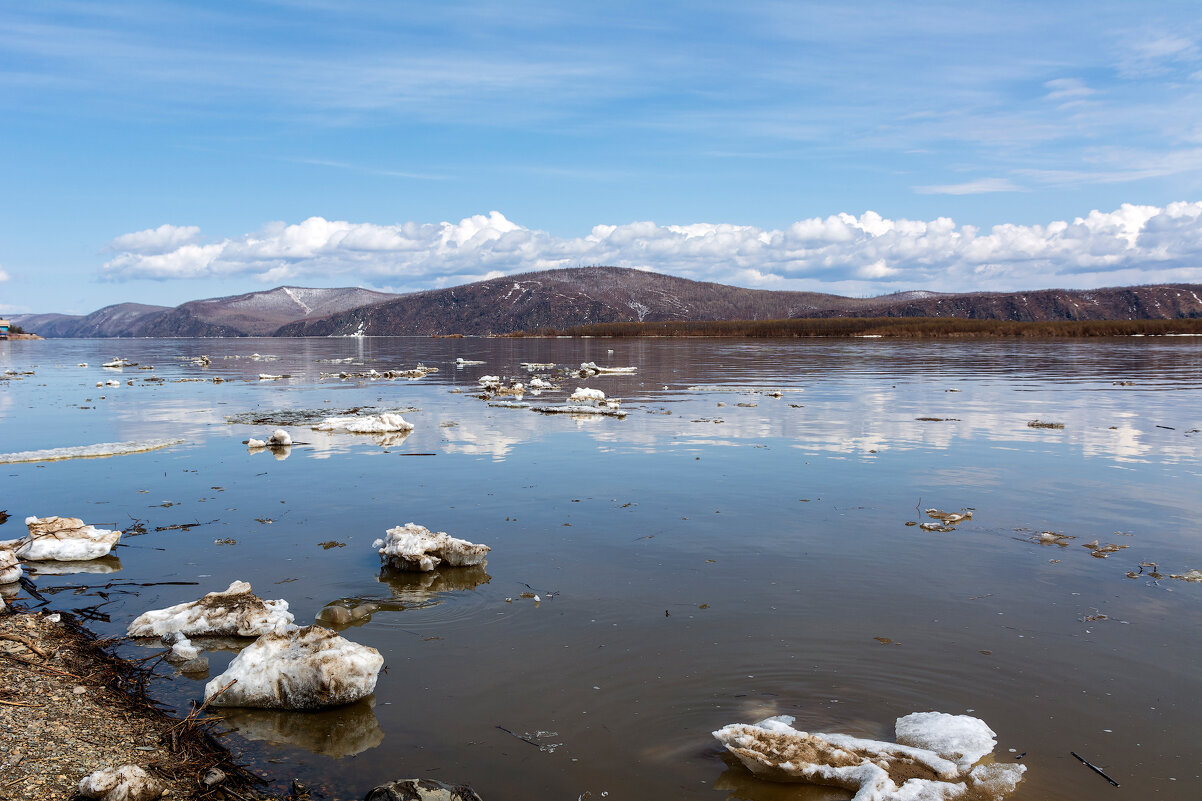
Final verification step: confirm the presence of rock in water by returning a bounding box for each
[77,765,165,801]
[204,625,383,709]
[17,516,121,561]
[126,580,294,638]
[365,778,484,801]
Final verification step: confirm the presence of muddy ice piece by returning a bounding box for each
[313,413,414,434]
[127,580,294,638]
[373,523,490,572]
[1035,531,1074,545]
[714,713,1025,801]
[925,509,972,524]
[1027,420,1065,429]
[77,764,165,801]
[1170,569,1202,582]
[455,358,485,366]
[366,778,484,801]
[531,404,627,417]
[16,516,122,561]
[1081,540,1128,558]
[203,625,383,710]
[0,546,21,584]
[919,523,957,533]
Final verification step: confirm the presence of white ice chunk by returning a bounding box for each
[477,375,501,386]
[713,713,1024,801]
[372,523,490,572]
[267,429,292,446]
[167,635,202,662]
[246,438,267,448]
[455,358,485,365]
[528,377,553,389]
[313,413,414,433]
[0,439,184,464]
[895,712,997,770]
[77,764,165,801]
[0,546,21,584]
[126,580,295,638]
[569,387,606,405]
[16,516,122,561]
[204,625,383,710]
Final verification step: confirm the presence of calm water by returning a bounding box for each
[1,336,1200,801]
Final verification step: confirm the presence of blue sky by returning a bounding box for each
[3,1,1202,314]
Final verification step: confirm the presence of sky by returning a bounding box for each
[2,0,1202,315]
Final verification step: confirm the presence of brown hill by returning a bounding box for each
[275,267,1202,336]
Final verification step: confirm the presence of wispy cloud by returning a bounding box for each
[913,178,1024,195]
[101,201,1202,295]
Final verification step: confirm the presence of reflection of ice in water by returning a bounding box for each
[25,555,123,575]
[220,698,384,758]
[316,565,492,627]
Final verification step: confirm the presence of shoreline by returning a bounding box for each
[0,603,281,800]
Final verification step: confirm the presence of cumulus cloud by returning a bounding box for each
[0,265,9,282]
[101,202,1202,294]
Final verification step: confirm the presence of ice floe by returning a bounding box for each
[577,361,637,376]
[16,516,122,561]
[126,580,294,638]
[0,439,184,464]
[0,546,21,584]
[203,625,384,710]
[101,358,135,368]
[532,404,627,417]
[373,523,490,572]
[267,429,292,446]
[313,413,414,434]
[569,387,607,405]
[77,764,165,801]
[1170,569,1202,582]
[714,712,1025,801]
[455,358,485,366]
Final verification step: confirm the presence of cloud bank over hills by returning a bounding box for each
[101,201,1202,296]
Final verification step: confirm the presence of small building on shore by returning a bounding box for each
[0,318,10,339]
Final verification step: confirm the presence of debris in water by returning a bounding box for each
[1070,751,1120,787]
[204,625,383,710]
[1169,569,1202,582]
[1027,420,1065,429]
[714,711,1025,800]
[373,523,490,572]
[126,580,294,637]
[1081,540,1128,558]
[926,509,972,524]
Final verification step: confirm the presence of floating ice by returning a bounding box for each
[1170,569,1202,582]
[246,438,267,448]
[532,404,627,417]
[373,523,490,572]
[569,387,606,405]
[204,625,384,710]
[267,429,292,446]
[16,516,122,561]
[0,546,21,584]
[313,413,414,434]
[77,764,165,801]
[0,439,184,464]
[528,377,554,389]
[455,358,485,366]
[578,361,636,376]
[259,373,285,380]
[102,358,134,368]
[521,362,556,370]
[126,580,294,638]
[478,375,501,386]
[488,401,530,409]
[713,712,1025,801]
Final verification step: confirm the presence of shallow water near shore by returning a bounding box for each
[2,336,1200,800]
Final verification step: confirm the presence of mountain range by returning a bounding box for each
[8,267,1202,337]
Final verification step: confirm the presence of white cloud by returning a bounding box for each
[101,202,1202,294]
[0,265,9,282]
[107,224,202,254]
[913,178,1024,195]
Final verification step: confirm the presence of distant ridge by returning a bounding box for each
[10,268,1202,337]
[10,286,398,337]
[276,267,1202,336]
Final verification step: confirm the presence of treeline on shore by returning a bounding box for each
[512,317,1202,339]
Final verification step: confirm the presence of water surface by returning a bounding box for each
[1,336,1199,800]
